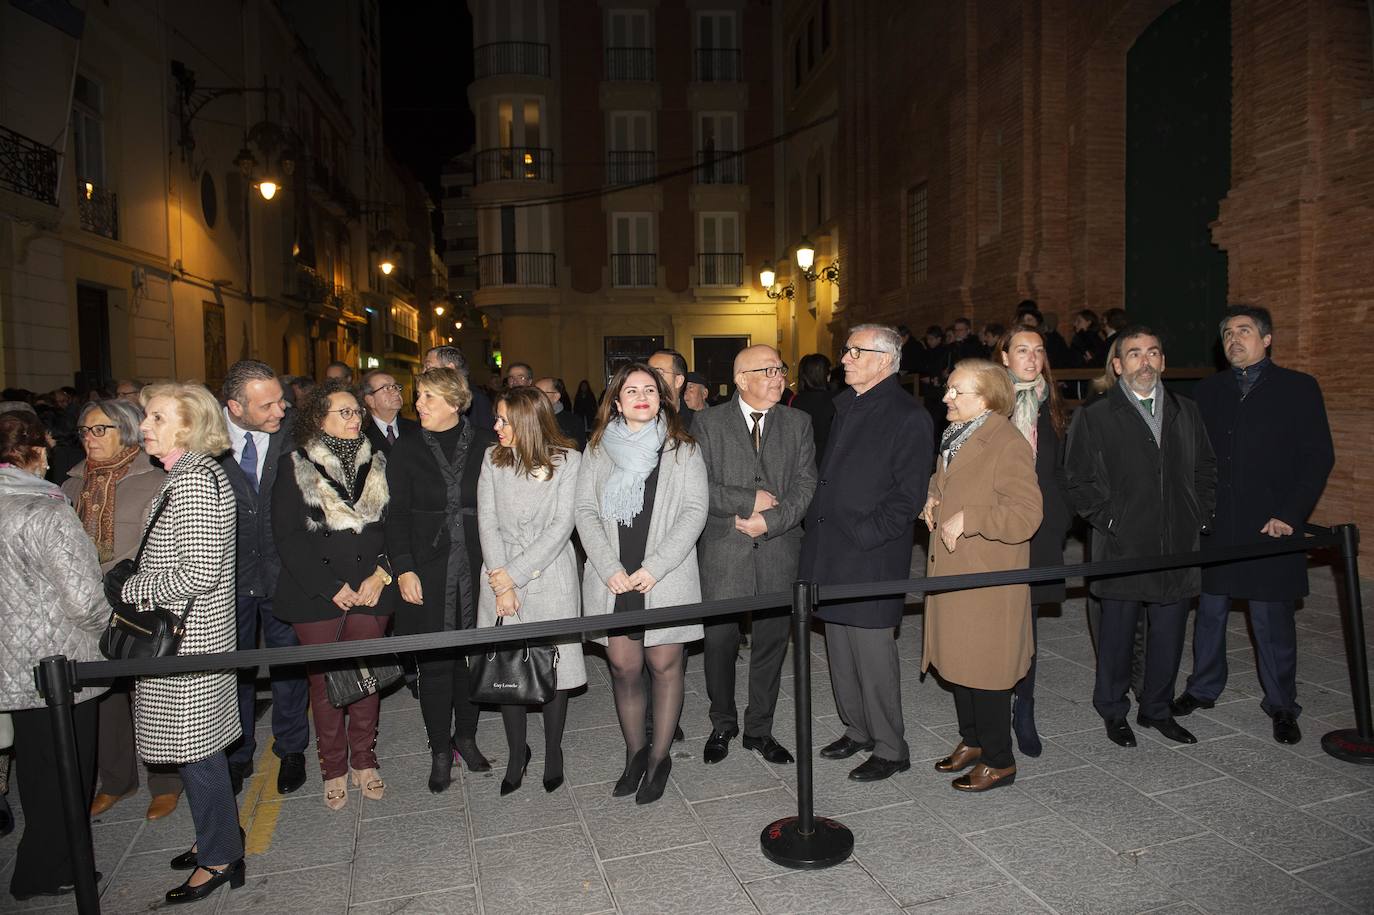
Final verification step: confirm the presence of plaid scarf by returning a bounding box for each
[75,445,140,563]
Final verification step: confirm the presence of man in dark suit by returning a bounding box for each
[219,360,309,794]
[424,345,494,431]
[800,325,933,781]
[361,369,418,454]
[694,345,817,765]
[534,376,586,449]
[1173,306,1334,744]
[649,349,695,431]
[1065,326,1217,748]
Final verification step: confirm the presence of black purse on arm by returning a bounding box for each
[323,610,404,708]
[99,494,195,661]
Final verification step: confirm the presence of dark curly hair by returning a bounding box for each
[0,410,50,466]
[294,379,364,447]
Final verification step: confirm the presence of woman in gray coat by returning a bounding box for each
[477,387,585,795]
[576,363,707,805]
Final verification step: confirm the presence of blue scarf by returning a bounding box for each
[598,416,667,527]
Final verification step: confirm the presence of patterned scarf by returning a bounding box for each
[320,432,365,499]
[598,416,667,527]
[1010,374,1047,457]
[939,410,992,471]
[75,445,140,563]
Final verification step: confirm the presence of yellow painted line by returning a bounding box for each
[240,735,284,856]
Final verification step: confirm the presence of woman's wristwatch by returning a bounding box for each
[374,554,394,586]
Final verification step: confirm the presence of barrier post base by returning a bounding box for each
[1321,729,1374,765]
[760,816,854,869]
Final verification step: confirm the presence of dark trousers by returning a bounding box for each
[1186,593,1300,717]
[417,647,479,751]
[825,622,908,762]
[9,700,97,898]
[229,595,310,767]
[704,607,790,738]
[1088,598,1148,699]
[952,684,1013,769]
[180,751,243,866]
[1094,599,1188,721]
[96,684,182,797]
[1013,606,1041,705]
[292,613,391,779]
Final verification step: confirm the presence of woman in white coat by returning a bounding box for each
[477,387,585,795]
[575,363,707,805]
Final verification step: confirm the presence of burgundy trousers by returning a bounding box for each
[292,612,391,779]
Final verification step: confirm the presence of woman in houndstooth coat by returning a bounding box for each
[123,382,245,903]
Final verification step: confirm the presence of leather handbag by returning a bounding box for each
[323,610,403,708]
[99,495,194,661]
[468,616,558,706]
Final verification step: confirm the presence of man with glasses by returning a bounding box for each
[424,344,495,431]
[800,324,934,781]
[361,370,416,454]
[694,345,817,765]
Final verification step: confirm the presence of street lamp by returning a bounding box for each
[434,305,445,317]
[794,235,840,284]
[256,179,278,200]
[379,258,395,276]
[759,260,795,301]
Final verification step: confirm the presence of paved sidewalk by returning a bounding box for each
[3,540,1373,914]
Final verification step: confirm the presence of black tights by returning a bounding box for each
[500,690,570,783]
[606,637,685,768]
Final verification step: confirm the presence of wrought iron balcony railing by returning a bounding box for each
[697,252,744,286]
[478,252,557,287]
[694,48,742,82]
[694,149,745,185]
[605,47,655,81]
[78,179,119,239]
[474,147,553,183]
[606,150,656,186]
[611,253,657,288]
[474,42,551,78]
[0,125,59,205]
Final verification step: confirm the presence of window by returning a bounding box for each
[695,11,739,81]
[697,112,741,184]
[698,212,741,285]
[907,183,928,284]
[608,8,650,46]
[611,213,655,287]
[607,9,653,79]
[72,73,104,185]
[608,111,653,184]
[390,303,419,342]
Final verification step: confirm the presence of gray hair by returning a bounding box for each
[1218,304,1273,339]
[222,359,278,406]
[79,398,144,449]
[426,345,468,375]
[848,323,903,377]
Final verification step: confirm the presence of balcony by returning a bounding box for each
[388,334,420,357]
[474,41,551,79]
[605,47,655,81]
[694,48,741,82]
[606,150,656,186]
[474,147,553,183]
[694,149,745,185]
[611,254,657,288]
[78,180,119,240]
[478,252,556,287]
[0,125,59,205]
[697,252,743,286]
[287,264,332,305]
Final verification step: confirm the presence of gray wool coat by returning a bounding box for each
[575,439,708,647]
[476,447,587,690]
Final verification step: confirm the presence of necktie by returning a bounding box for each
[386,424,396,445]
[1141,397,1154,416]
[240,431,259,492]
[750,412,763,452]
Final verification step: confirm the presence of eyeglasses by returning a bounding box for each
[326,408,366,420]
[944,385,971,398]
[742,365,789,378]
[77,424,118,438]
[365,383,402,395]
[493,416,510,429]
[842,345,887,360]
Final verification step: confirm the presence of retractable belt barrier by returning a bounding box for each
[32,523,1370,913]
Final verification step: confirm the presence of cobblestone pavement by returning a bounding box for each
[3,540,1373,914]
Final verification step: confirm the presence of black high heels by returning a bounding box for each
[543,749,564,793]
[170,827,246,871]
[501,746,532,796]
[165,859,245,904]
[612,747,649,798]
[636,756,672,805]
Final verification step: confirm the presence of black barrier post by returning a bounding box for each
[36,656,101,914]
[1322,524,1374,764]
[760,581,854,868]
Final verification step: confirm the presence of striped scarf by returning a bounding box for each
[76,445,140,563]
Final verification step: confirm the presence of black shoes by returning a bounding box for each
[171,827,246,871]
[228,760,252,796]
[453,736,491,773]
[819,736,874,760]
[501,746,532,796]
[742,735,795,765]
[1273,711,1302,745]
[1105,718,1137,747]
[543,749,565,793]
[636,757,672,805]
[1170,693,1215,717]
[0,794,11,838]
[703,728,738,764]
[165,860,245,904]
[848,755,910,782]
[428,749,454,794]
[613,747,650,798]
[276,752,306,795]
[1136,714,1197,745]
[1012,697,1043,758]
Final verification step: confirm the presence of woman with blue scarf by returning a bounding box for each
[576,363,707,805]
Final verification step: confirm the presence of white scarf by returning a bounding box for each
[598,416,667,527]
[1010,374,1047,456]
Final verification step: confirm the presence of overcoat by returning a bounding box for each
[217,415,291,598]
[1064,382,1217,603]
[62,452,166,573]
[799,374,934,628]
[126,452,241,765]
[693,398,817,600]
[363,415,420,456]
[476,447,587,689]
[921,415,1043,690]
[1195,363,1334,601]
[576,438,708,647]
[1027,406,1071,605]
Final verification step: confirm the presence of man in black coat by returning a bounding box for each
[800,324,933,781]
[1172,306,1334,744]
[424,345,495,431]
[361,369,419,454]
[534,376,587,450]
[1065,327,1217,749]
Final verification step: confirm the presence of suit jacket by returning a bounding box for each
[363,415,419,456]
[693,398,816,599]
[217,416,291,598]
[554,408,587,451]
[467,387,495,432]
[799,374,934,628]
[1196,363,1333,601]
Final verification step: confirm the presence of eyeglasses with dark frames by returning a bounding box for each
[77,424,118,438]
[326,408,367,420]
[365,383,402,395]
[842,345,887,360]
[741,365,789,378]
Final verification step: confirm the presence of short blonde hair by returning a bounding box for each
[416,367,472,413]
[952,359,1016,417]
[140,382,232,455]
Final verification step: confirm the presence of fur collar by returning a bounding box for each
[292,439,388,532]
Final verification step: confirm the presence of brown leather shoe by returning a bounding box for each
[952,763,1016,792]
[934,742,982,773]
[90,791,134,817]
[146,793,179,820]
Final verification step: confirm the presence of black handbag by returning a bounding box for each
[468,616,559,706]
[99,495,195,661]
[323,610,403,708]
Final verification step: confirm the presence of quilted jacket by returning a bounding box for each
[0,466,109,711]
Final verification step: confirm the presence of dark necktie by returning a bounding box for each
[386,424,396,445]
[1141,397,1154,417]
[750,412,763,452]
[240,431,259,492]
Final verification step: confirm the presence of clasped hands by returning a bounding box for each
[921,495,965,554]
[607,567,657,595]
[735,489,776,539]
[487,567,521,617]
[332,567,389,611]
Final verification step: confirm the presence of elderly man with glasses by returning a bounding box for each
[361,370,417,455]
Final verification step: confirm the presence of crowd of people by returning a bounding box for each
[0,302,1335,905]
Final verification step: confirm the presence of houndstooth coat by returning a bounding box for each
[125,451,241,765]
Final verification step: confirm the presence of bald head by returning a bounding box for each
[734,345,787,411]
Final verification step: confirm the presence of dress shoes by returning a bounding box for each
[501,746,532,796]
[1012,697,1043,758]
[276,752,307,795]
[428,749,454,794]
[703,728,738,764]
[1273,711,1302,745]
[819,735,874,760]
[613,747,650,798]
[228,760,252,796]
[90,789,135,817]
[165,860,245,904]
[1105,718,1137,747]
[170,827,245,871]
[1136,713,1197,745]
[146,793,179,820]
[952,763,1016,792]
[11,873,101,901]
[848,755,910,782]
[1170,693,1215,717]
[934,742,982,773]
[453,736,492,773]
[742,735,795,765]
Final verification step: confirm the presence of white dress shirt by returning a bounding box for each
[371,414,400,441]
[738,397,770,437]
[223,407,268,482]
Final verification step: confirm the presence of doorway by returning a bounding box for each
[75,283,111,394]
[693,335,749,403]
